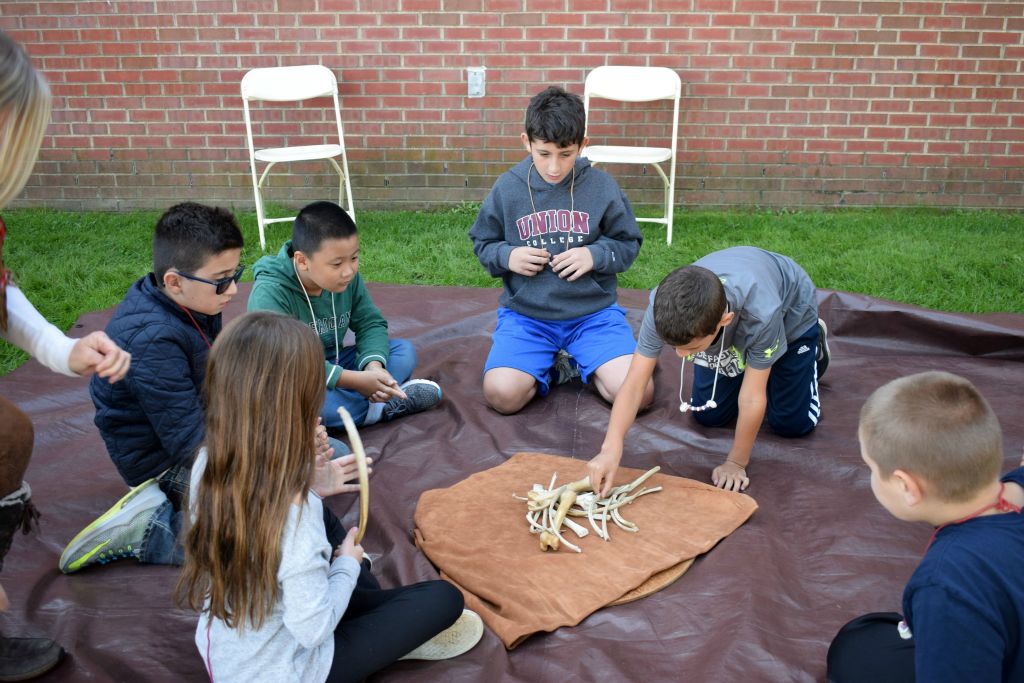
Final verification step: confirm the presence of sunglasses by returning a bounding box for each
[176,265,245,295]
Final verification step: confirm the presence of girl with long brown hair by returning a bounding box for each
[179,311,481,683]
[0,29,130,681]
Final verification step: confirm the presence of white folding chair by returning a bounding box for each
[241,64,355,250]
[581,66,681,245]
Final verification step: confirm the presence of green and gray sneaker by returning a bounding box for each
[59,478,164,573]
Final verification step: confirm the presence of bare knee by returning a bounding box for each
[483,371,536,415]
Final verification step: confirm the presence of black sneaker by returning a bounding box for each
[0,636,65,681]
[552,349,581,385]
[382,380,442,421]
[816,318,830,379]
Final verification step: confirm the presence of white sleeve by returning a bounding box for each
[2,285,77,376]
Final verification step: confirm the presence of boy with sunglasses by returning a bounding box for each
[588,247,828,495]
[59,203,245,571]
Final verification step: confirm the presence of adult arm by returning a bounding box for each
[588,352,659,497]
[4,285,129,381]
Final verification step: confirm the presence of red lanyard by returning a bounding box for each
[178,303,211,349]
[925,482,1022,552]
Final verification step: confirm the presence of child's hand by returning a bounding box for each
[68,331,131,383]
[587,449,622,498]
[712,459,749,492]
[351,367,405,402]
[314,418,331,459]
[550,246,594,281]
[508,247,550,276]
[313,452,373,498]
[334,526,364,564]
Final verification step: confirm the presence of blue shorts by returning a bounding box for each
[484,305,637,395]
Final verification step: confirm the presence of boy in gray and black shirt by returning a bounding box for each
[589,246,828,494]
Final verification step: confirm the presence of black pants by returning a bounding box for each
[321,505,464,683]
[827,612,916,683]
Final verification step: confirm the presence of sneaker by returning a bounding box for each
[382,379,442,422]
[816,318,830,379]
[398,609,483,661]
[59,478,164,573]
[552,349,581,385]
[0,636,64,681]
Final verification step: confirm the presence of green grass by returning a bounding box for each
[2,206,1022,375]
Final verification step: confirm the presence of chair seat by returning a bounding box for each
[582,145,672,165]
[254,144,343,163]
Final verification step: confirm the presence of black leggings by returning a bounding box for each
[827,612,916,683]
[321,505,464,683]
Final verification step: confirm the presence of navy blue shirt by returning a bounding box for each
[903,466,1024,682]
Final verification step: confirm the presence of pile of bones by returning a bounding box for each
[515,467,662,553]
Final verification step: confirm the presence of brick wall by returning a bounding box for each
[2,0,1023,212]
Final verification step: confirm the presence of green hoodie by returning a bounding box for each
[248,240,390,389]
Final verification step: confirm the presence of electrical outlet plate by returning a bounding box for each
[467,66,486,98]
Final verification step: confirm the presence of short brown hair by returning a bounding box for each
[653,265,727,346]
[859,371,1003,502]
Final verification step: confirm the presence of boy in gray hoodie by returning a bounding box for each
[469,86,653,415]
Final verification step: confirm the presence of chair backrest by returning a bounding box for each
[241,64,338,102]
[584,65,680,104]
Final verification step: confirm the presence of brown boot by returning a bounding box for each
[0,636,65,681]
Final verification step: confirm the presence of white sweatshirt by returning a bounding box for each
[190,450,361,683]
[2,285,76,377]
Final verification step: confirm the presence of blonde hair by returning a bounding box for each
[0,31,51,331]
[0,30,51,209]
[177,312,326,631]
[859,371,1003,502]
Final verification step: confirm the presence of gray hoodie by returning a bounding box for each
[469,156,642,321]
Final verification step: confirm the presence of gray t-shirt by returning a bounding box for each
[637,247,818,375]
[190,449,361,683]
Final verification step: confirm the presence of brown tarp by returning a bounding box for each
[414,451,758,648]
[2,283,1023,682]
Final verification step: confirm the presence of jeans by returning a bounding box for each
[139,463,189,566]
[321,339,416,429]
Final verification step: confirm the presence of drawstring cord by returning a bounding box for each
[294,261,339,363]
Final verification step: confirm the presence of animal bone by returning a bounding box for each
[518,467,661,552]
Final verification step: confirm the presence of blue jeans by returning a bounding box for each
[139,463,189,566]
[136,435,349,566]
[321,339,416,429]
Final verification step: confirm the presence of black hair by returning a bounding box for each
[653,265,728,346]
[153,202,244,282]
[292,201,357,255]
[524,86,586,148]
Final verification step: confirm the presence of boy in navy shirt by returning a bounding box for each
[59,203,245,572]
[828,371,1023,683]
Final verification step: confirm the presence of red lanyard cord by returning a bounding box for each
[178,303,211,350]
[925,482,1022,552]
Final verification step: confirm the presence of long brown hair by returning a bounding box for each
[0,30,52,331]
[177,311,326,630]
